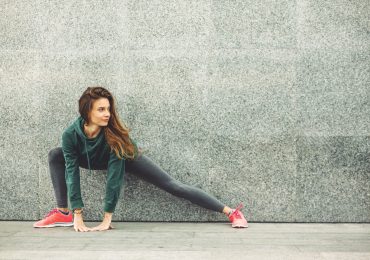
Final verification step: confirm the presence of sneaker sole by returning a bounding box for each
[34,222,73,228]
[232,223,248,228]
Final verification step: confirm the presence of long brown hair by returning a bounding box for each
[78,86,137,160]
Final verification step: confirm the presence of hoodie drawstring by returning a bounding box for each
[84,139,92,175]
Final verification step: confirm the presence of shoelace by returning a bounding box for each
[45,208,59,218]
[231,204,244,219]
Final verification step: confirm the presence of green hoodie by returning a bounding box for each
[61,116,138,213]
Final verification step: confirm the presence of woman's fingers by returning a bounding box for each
[74,225,91,232]
[94,226,104,231]
[81,226,90,232]
[90,224,111,231]
[91,226,100,231]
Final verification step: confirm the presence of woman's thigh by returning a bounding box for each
[125,154,174,186]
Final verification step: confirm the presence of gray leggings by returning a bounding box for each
[48,147,225,213]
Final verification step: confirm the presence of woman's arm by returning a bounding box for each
[62,131,91,232]
[62,131,84,210]
[91,151,125,231]
[103,151,125,213]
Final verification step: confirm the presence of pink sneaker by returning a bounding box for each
[228,204,248,228]
[33,208,73,228]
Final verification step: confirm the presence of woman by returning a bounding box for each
[33,86,248,232]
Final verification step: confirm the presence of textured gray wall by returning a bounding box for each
[0,1,369,222]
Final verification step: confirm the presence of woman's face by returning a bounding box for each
[88,98,111,127]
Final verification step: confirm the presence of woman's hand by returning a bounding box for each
[73,213,91,232]
[91,212,114,231]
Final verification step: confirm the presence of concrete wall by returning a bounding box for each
[0,0,369,222]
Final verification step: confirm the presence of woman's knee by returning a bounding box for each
[48,147,64,164]
[164,180,189,197]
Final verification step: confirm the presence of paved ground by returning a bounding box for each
[0,221,369,260]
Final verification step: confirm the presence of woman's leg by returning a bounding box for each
[48,147,68,210]
[125,154,225,213]
[33,147,73,228]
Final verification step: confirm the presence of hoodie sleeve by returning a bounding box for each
[104,151,125,213]
[62,130,84,210]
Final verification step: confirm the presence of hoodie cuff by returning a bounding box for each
[104,203,116,213]
[70,200,84,211]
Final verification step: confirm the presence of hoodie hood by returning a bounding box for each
[74,116,87,139]
[73,116,104,139]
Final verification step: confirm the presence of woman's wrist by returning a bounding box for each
[104,212,113,220]
[73,208,83,215]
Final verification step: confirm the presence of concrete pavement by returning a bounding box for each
[1,221,369,260]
